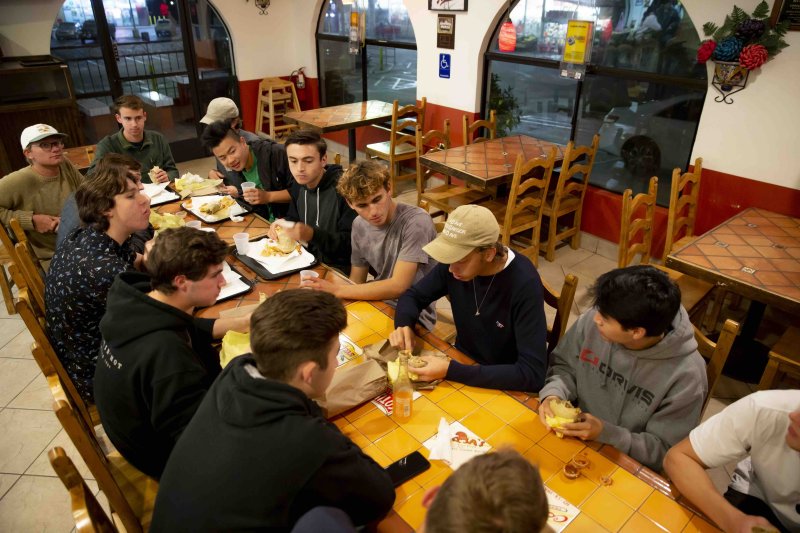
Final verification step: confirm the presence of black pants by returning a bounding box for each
[724,487,790,533]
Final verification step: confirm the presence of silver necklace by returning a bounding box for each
[472,274,497,316]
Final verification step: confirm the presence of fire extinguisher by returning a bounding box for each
[291,67,307,107]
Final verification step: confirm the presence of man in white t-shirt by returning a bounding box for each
[664,390,800,533]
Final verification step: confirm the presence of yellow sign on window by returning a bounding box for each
[562,20,593,64]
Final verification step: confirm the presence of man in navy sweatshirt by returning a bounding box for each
[390,204,547,392]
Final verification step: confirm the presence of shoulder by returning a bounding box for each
[145,130,168,143]
[0,167,32,189]
[397,204,435,227]
[96,132,118,149]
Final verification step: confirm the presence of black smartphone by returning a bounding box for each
[385,451,431,487]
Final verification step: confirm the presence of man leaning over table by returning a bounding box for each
[89,94,178,183]
[302,159,437,327]
[538,265,707,472]
[201,119,292,221]
[665,390,800,533]
[199,97,263,183]
[390,204,548,392]
[150,290,395,532]
[268,129,355,274]
[93,227,250,479]
[0,124,82,265]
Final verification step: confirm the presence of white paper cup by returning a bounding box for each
[186,220,201,229]
[233,232,250,255]
[300,270,319,282]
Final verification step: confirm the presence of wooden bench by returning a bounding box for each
[758,325,800,389]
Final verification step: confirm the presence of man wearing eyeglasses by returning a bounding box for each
[0,124,83,265]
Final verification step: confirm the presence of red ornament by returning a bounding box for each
[739,44,769,70]
[696,40,716,63]
[498,20,516,52]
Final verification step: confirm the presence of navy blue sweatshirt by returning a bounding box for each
[395,252,547,392]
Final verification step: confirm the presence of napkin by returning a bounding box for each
[216,263,251,301]
[424,419,491,470]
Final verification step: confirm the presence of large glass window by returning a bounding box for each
[317,0,417,107]
[485,0,707,204]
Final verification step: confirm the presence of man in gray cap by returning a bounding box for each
[0,124,83,264]
[200,97,263,184]
[390,204,548,392]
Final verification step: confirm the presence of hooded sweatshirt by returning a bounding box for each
[150,355,395,532]
[94,271,221,479]
[539,307,707,471]
[224,138,293,219]
[285,164,356,274]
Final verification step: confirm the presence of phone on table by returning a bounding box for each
[385,451,431,487]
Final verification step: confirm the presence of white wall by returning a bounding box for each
[0,0,63,56]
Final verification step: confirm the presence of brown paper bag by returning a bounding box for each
[316,359,388,418]
[363,339,447,390]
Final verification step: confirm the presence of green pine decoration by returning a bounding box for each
[700,1,790,64]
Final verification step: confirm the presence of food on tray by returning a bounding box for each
[148,165,161,181]
[149,211,186,231]
[199,196,236,216]
[544,398,582,438]
[260,225,301,257]
[175,172,223,197]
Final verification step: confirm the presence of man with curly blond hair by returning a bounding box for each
[303,159,438,330]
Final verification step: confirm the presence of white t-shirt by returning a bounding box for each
[690,390,800,530]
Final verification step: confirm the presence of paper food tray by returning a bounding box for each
[236,237,316,280]
[214,262,254,303]
[143,183,180,206]
[181,195,247,224]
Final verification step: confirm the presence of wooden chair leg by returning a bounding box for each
[545,215,557,262]
[758,359,779,390]
[0,265,15,315]
[704,287,726,332]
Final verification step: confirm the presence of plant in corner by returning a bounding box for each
[488,73,521,137]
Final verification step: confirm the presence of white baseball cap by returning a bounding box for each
[200,98,240,125]
[20,124,67,150]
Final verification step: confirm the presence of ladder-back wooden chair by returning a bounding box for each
[544,273,579,354]
[695,318,739,414]
[480,148,558,266]
[49,446,118,533]
[366,98,427,195]
[462,109,497,145]
[541,135,599,262]
[758,326,800,391]
[14,241,46,317]
[0,221,17,314]
[618,176,658,268]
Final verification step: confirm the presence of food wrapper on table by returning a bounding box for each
[316,359,388,418]
[220,330,251,368]
[174,172,223,198]
[363,339,447,390]
[423,418,492,470]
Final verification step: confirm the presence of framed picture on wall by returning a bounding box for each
[771,0,800,30]
[429,0,468,12]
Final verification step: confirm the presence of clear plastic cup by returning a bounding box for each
[240,182,256,191]
[233,232,250,255]
[186,220,201,229]
[300,270,319,282]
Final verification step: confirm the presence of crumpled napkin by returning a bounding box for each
[428,417,452,463]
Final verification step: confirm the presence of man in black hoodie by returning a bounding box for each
[94,227,250,479]
[269,129,356,274]
[151,290,395,531]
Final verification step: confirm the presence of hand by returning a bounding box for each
[410,355,450,381]
[243,187,267,205]
[32,214,59,233]
[153,169,170,183]
[302,276,338,295]
[559,412,604,441]
[136,239,155,272]
[538,395,561,430]
[731,514,778,533]
[218,185,239,198]
[267,221,279,240]
[284,222,313,243]
[389,326,416,352]
[208,169,224,180]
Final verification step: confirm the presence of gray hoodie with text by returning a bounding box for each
[539,306,706,471]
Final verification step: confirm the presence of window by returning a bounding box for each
[317,0,417,107]
[485,0,707,204]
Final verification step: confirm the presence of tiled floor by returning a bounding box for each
[0,152,762,530]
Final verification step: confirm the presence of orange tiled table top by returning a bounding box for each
[284,100,395,132]
[198,271,720,532]
[154,200,271,244]
[666,207,800,314]
[419,134,566,190]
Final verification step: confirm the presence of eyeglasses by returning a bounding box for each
[34,140,65,151]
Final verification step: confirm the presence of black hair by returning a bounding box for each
[284,129,327,157]
[201,120,240,151]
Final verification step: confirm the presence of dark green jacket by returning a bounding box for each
[90,130,179,182]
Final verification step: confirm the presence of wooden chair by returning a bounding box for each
[479,148,559,267]
[254,77,300,140]
[14,241,46,318]
[331,152,342,166]
[51,386,158,533]
[462,109,497,145]
[366,98,427,195]
[759,326,800,390]
[49,446,118,533]
[0,241,15,315]
[618,176,658,268]
[544,273,578,354]
[540,135,599,262]
[694,318,739,414]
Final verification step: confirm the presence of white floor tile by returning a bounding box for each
[0,329,34,360]
[0,319,26,352]
[0,359,40,407]
[0,474,81,532]
[550,246,594,268]
[0,473,19,499]
[0,409,61,474]
[8,373,53,411]
[595,237,619,262]
[26,430,94,481]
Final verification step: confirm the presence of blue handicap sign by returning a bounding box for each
[439,53,450,79]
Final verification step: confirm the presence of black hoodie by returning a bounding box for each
[224,138,293,219]
[285,164,356,274]
[150,355,395,532]
[94,271,222,479]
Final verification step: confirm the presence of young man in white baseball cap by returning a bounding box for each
[390,204,548,392]
[0,124,82,264]
[199,97,263,184]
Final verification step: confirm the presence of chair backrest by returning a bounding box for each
[49,446,118,533]
[331,152,342,166]
[391,97,427,144]
[663,157,702,261]
[551,134,599,211]
[462,109,497,145]
[14,241,46,317]
[618,176,658,268]
[0,220,20,266]
[694,318,739,413]
[415,119,452,202]
[543,273,578,354]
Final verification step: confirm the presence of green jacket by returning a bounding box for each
[91,130,178,182]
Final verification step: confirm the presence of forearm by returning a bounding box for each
[335,276,409,301]
[211,315,250,339]
[264,189,290,204]
[0,207,33,230]
[598,423,669,471]
[447,358,544,392]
